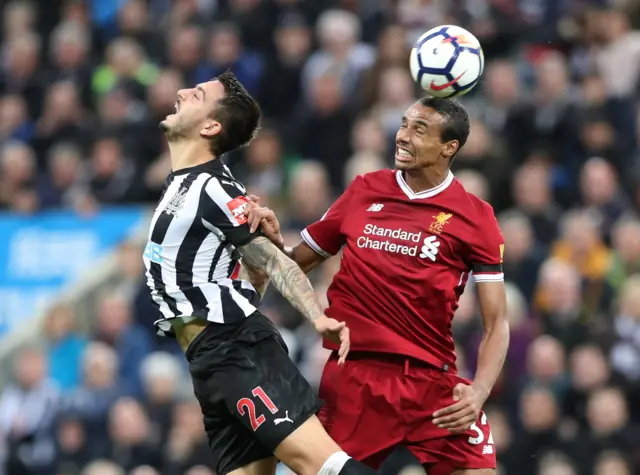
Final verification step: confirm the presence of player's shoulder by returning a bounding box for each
[352,169,396,189]
[451,178,497,221]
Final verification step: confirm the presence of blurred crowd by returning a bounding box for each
[2,1,640,475]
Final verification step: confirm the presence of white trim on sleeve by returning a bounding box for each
[301,228,333,259]
[473,273,504,283]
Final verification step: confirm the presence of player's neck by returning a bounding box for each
[169,140,216,172]
[402,167,449,194]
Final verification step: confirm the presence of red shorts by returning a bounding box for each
[318,352,496,475]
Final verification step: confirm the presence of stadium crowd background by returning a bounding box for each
[1,1,640,475]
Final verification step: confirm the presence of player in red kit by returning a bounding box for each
[244,97,509,475]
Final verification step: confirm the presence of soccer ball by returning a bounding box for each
[409,25,484,98]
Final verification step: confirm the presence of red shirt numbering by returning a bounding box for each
[302,170,504,373]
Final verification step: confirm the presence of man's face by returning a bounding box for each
[160,80,225,141]
[394,103,457,170]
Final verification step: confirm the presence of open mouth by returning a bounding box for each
[395,146,413,161]
[166,102,180,119]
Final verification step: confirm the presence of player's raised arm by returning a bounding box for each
[245,178,359,273]
[244,200,325,274]
[238,236,350,363]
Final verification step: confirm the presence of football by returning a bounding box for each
[409,25,484,98]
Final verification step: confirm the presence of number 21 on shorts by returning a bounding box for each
[236,386,279,431]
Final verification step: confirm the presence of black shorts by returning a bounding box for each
[186,313,323,475]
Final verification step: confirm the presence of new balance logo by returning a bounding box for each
[482,445,494,455]
[274,411,293,425]
[367,204,384,212]
[419,235,440,261]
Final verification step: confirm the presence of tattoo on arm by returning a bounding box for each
[237,261,270,299]
[239,237,324,322]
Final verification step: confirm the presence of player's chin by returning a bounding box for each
[395,157,417,170]
[159,115,176,132]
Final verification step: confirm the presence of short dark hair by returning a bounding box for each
[418,96,470,155]
[209,70,261,156]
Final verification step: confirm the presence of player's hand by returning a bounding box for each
[314,316,350,365]
[432,383,487,433]
[244,195,284,249]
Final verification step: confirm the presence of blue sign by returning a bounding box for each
[0,206,147,336]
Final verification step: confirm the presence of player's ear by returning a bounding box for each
[200,119,222,139]
[442,140,459,160]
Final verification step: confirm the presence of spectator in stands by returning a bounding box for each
[92,38,159,100]
[45,21,93,110]
[524,336,570,401]
[593,8,640,99]
[302,9,375,104]
[0,94,34,144]
[54,415,91,475]
[499,211,546,303]
[564,344,614,425]
[579,157,628,241]
[294,72,353,189]
[0,140,37,212]
[194,23,263,94]
[512,159,562,246]
[514,386,563,475]
[2,1,36,41]
[166,25,204,87]
[33,81,89,160]
[95,292,151,396]
[370,66,415,145]
[140,352,183,446]
[81,459,124,475]
[570,387,640,473]
[240,127,287,204]
[609,274,640,384]
[65,342,122,458]
[0,32,43,118]
[359,24,410,111]
[43,303,88,391]
[594,451,633,475]
[258,12,311,121]
[37,142,84,209]
[83,136,137,204]
[607,217,640,292]
[162,400,214,475]
[107,397,160,471]
[454,169,490,202]
[0,347,59,475]
[285,160,332,229]
[535,259,589,351]
[551,210,613,312]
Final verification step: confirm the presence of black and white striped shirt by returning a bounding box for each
[143,160,261,337]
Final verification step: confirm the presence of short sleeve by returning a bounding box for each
[301,177,359,258]
[201,176,260,248]
[469,204,504,283]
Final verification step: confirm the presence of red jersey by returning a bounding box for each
[302,169,504,373]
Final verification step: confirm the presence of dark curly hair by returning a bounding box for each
[209,70,262,156]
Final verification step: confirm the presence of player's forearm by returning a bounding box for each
[237,262,270,299]
[240,237,324,322]
[472,319,509,399]
[285,243,324,274]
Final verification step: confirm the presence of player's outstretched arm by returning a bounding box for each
[239,236,350,363]
[244,197,327,274]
